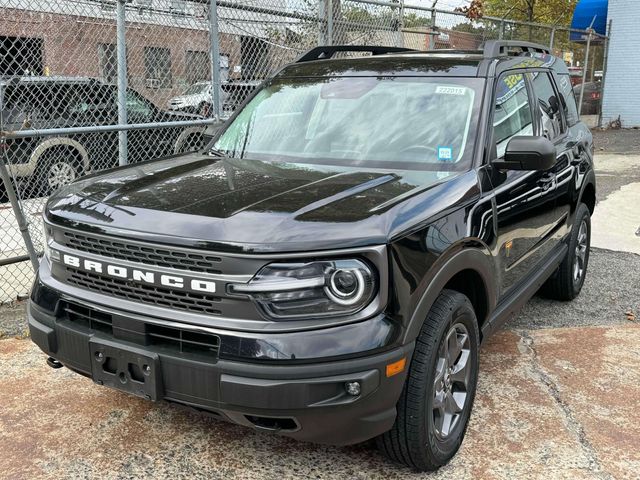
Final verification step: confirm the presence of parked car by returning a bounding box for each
[30,42,595,471]
[168,80,260,117]
[167,81,227,114]
[219,80,261,114]
[0,76,207,195]
[573,81,602,115]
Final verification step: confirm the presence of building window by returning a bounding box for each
[144,47,172,88]
[185,50,209,85]
[98,43,117,84]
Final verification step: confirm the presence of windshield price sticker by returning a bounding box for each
[435,86,466,96]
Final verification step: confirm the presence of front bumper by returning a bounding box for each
[28,295,412,445]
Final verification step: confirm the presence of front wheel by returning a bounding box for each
[34,147,83,196]
[377,289,479,471]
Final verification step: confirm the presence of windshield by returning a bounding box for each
[184,83,208,95]
[214,77,483,170]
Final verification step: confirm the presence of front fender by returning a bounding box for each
[400,246,498,345]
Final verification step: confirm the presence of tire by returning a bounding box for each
[34,147,84,196]
[377,289,480,471]
[540,203,591,301]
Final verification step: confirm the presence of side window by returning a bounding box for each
[125,90,154,120]
[493,73,534,158]
[555,73,579,126]
[530,72,564,140]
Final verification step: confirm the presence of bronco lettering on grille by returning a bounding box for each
[60,253,216,293]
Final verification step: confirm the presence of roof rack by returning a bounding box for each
[296,45,416,63]
[481,40,550,58]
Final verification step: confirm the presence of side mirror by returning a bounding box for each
[493,136,556,171]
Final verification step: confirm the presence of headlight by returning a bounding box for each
[230,259,377,320]
[42,222,51,261]
[41,223,59,264]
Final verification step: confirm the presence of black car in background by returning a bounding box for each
[0,76,207,196]
[573,81,602,115]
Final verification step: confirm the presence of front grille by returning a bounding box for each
[63,302,113,333]
[146,324,220,356]
[66,268,222,316]
[62,301,220,358]
[61,231,223,275]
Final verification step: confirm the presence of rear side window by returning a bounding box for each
[493,73,534,158]
[555,73,579,126]
[529,72,564,140]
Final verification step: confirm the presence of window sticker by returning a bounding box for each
[438,146,453,162]
[435,86,466,96]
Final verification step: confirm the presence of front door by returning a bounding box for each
[488,70,567,299]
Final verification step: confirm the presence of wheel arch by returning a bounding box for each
[403,247,498,345]
[579,179,596,215]
[173,126,206,154]
[30,137,90,172]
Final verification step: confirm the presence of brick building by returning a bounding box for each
[0,0,286,108]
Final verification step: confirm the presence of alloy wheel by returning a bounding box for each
[47,161,77,189]
[573,219,588,284]
[432,323,471,439]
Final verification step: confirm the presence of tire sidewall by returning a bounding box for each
[569,204,591,296]
[414,294,480,466]
[36,147,83,195]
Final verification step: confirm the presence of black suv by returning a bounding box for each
[28,41,595,471]
[0,76,206,196]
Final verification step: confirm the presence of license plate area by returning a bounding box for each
[90,338,161,401]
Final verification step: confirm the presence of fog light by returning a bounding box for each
[345,381,361,396]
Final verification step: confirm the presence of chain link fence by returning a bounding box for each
[0,0,609,303]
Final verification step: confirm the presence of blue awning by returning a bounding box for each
[570,0,608,41]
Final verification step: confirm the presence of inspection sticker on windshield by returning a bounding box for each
[438,146,453,161]
[435,86,466,95]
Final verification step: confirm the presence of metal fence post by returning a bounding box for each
[597,20,612,127]
[578,28,593,116]
[396,0,405,48]
[116,0,128,166]
[0,83,39,272]
[549,26,556,51]
[327,0,333,46]
[0,162,39,272]
[209,0,222,120]
[429,8,436,49]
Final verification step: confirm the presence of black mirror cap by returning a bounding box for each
[493,136,556,171]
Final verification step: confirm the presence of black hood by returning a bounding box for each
[46,153,479,253]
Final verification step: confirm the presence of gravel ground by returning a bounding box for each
[510,247,639,329]
[592,128,640,154]
[0,301,28,338]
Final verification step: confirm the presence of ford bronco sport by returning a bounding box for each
[29,41,595,471]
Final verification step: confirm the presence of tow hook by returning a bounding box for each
[46,357,63,369]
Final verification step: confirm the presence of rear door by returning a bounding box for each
[488,70,565,298]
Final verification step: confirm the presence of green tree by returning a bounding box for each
[459,0,578,25]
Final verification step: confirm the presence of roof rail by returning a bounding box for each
[296,45,416,63]
[481,40,550,58]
